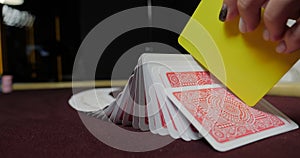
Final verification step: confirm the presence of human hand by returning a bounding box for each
[219,0,300,53]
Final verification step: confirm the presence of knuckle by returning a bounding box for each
[285,26,300,52]
[237,0,253,11]
[287,30,300,43]
[263,11,276,24]
[263,11,282,40]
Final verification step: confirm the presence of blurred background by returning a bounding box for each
[0,0,201,83]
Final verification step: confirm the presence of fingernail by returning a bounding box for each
[219,4,228,22]
[276,41,286,53]
[263,29,270,41]
[239,18,247,33]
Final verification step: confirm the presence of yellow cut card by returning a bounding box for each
[178,0,300,106]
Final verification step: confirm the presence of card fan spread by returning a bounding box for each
[68,54,298,152]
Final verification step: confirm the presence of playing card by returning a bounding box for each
[142,63,159,134]
[122,83,134,126]
[143,64,169,136]
[141,53,204,140]
[136,59,149,131]
[101,94,122,121]
[164,96,192,141]
[151,70,205,140]
[110,78,129,124]
[153,83,200,141]
[166,86,299,151]
[127,67,139,129]
[68,88,120,112]
[150,62,224,140]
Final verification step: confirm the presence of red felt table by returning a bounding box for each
[0,88,299,157]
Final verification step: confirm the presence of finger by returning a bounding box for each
[219,0,239,21]
[263,0,300,41]
[237,0,268,33]
[276,21,300,53]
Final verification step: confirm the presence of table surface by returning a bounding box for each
[0,88,300,158]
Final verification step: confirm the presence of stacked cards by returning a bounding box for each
[69,53,298,152]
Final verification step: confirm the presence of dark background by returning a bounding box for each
[2,0,201,82]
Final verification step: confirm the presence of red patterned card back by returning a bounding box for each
[166,71,213,88]
[172,87,285,143]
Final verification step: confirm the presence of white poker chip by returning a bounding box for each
[68,88,121,112]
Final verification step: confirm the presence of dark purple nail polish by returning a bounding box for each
[219,4,227,22]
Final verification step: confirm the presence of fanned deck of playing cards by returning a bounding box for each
[69,53,298,152]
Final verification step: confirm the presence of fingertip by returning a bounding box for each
[276,41,287,53]
[263,29,270,41]
[220,0,239,22]
[239,18,247,33]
